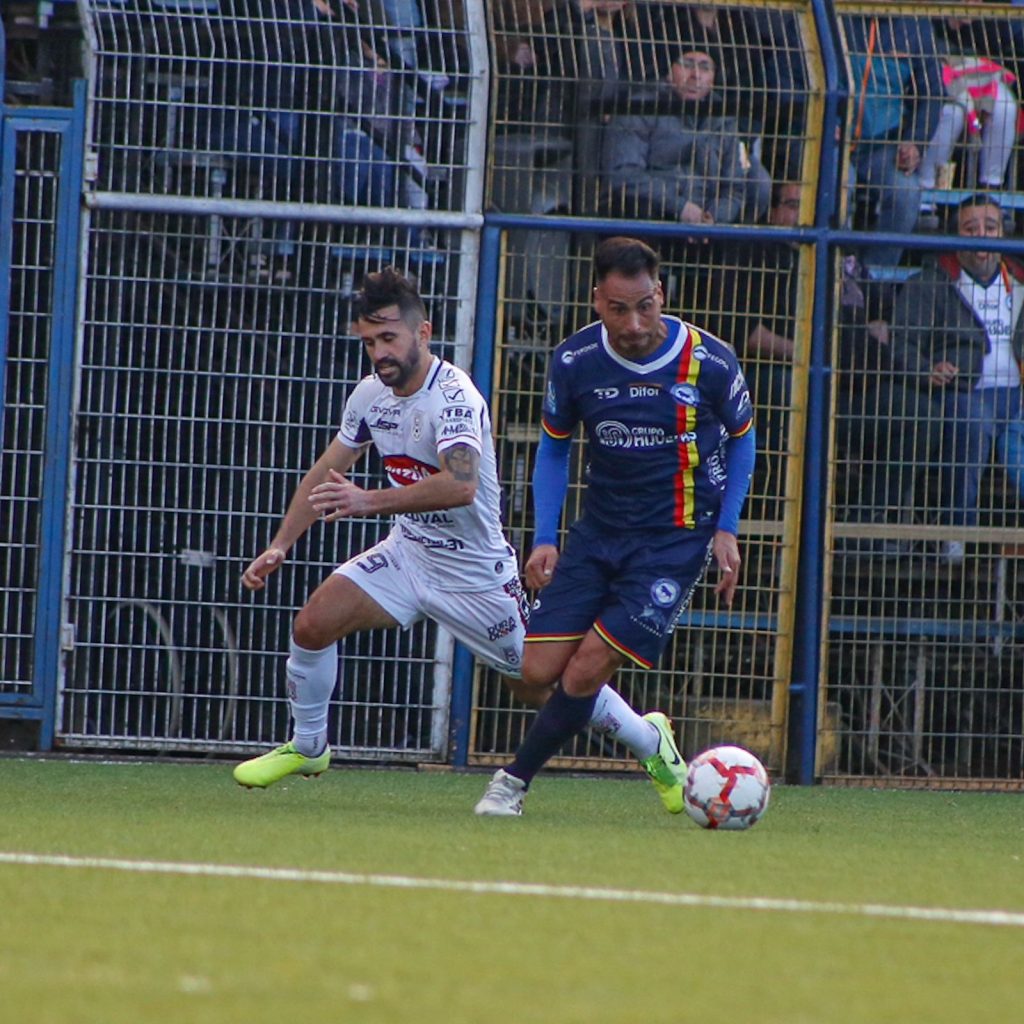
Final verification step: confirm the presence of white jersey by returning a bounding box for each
[337,356,515,591]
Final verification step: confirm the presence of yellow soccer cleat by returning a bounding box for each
[639,712,687,814]
[233,742,331,789]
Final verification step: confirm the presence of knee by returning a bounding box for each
[292,610,332,652]
[504,675,552,708]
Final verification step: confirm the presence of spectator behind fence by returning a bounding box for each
[832,255,942,550]
[600,44,771,229]
[710,181,802,516]
[214,0,325,281]
[536,1,653,210]
[844,14,945,269]
[918,5,1023,225]
[326,0,444,262]
[889,193,1024,563]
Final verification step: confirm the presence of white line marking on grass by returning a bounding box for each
[2,851,1022,929]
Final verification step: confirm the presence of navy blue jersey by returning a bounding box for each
[542,315,753,530]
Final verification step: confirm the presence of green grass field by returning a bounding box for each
[1,757,1022,1024]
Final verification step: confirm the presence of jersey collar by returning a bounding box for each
[600,316,686,374]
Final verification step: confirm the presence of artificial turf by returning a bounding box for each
[1,757,1021,1024]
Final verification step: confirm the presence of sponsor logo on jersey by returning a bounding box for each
[503,576,530,625]
[402,511,455,526]
[384,454,439,486]
[439,421,474,441]
[399,523,466,551]
[595,421,696,448]
[371,415,401,431]
[594,387,619,400]
[629,384,660,398]
[670,383,701,407]
[441,406,475,421]
[545,379,557,413]
[692,345,731,369]
[560,342,599,365]
[729,372,749,399]
[705,451,727,486]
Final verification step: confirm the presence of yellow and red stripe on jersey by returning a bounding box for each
[541,417,573,440]
[673,327,702,528]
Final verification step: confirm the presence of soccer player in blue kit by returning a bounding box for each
[476,237,756,816]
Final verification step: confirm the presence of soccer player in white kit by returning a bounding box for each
[233,268,685,803]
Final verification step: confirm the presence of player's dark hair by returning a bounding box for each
[594,237,660,281]
[353,266,427,325]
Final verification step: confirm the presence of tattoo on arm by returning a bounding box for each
[444,443,479,484]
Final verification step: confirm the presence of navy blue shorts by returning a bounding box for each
[526,517,715,668]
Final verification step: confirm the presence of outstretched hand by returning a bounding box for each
[241,547,286,591]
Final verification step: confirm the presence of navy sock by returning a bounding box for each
[508,684,599,786]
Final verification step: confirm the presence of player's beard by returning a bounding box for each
[375,346,422,391]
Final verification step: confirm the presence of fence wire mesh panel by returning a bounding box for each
[824,3,1024,788]
[59,0,483,756]
[0,128,63,698]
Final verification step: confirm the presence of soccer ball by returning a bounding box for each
[683,745,771,830]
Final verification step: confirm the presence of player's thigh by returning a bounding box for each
[294,572,401,649]
[423,576,529,678]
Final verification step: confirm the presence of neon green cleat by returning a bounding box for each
[639,712,687,814]
[233,742,331,789]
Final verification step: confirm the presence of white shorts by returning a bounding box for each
[335,531,528,677]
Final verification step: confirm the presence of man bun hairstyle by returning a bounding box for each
[353,266,427,325]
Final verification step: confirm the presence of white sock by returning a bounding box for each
[286,637,337,757]
[589,684,658,759]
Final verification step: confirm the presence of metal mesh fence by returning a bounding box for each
[5,1,1024,784]
[825,4,1024,786]
[60,0,480,755]
[0,128,63,697]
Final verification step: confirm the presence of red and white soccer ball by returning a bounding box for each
[683,745,771,830]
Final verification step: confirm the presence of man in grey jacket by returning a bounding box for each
[599,44,771,226]
[890,193,1024,561]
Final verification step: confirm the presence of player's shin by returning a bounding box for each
[287,637,338,757]
[589,683,659,759]
[507,683,598,785]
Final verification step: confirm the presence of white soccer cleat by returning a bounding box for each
[474,768,527,817]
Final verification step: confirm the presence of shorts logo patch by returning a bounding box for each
[487,616,518,641]
[650,578,681,607]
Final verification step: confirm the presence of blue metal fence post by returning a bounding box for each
[790,2,847,783]
[33,80,89,749]
[447,224,503,767]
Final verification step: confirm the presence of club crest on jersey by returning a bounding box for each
[670,383,700,407]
